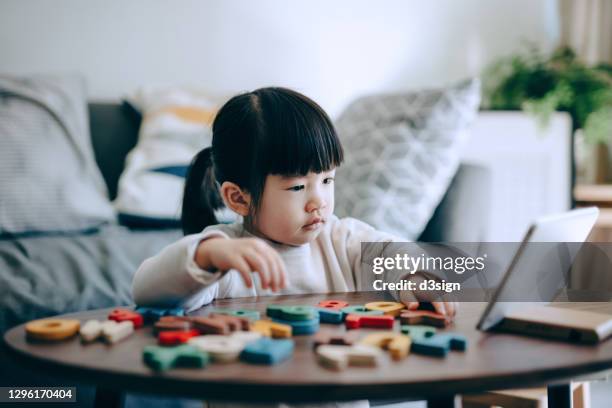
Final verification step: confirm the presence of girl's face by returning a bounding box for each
[251,169,336,246]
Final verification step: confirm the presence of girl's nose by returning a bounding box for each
[306,195,327,213]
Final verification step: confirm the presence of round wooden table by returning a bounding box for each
[5,292,612,408]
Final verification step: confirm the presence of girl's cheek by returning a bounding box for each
[326,191,335,209]
[286,192,306,208]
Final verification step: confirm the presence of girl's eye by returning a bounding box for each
[323,177,334,184]
[288,185,304,192]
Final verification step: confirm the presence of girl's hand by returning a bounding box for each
[195,237,287,292]
[402,299,458,318]
[398,272,458,318]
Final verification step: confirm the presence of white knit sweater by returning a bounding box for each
[132,215,405,311]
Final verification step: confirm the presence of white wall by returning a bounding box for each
[0,0,560,117]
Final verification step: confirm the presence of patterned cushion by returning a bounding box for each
[0,74,115,235]
[114,87,217,228]
[334,79,481,240]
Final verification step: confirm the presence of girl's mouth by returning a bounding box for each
[303,218,323,230]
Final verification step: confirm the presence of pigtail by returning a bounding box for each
[181,147,223,235]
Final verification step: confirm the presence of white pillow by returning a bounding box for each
[0,74,115,235]
[114,87,217,228]
[334,79,481,240]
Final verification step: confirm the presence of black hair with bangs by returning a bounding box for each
[181,87,343,235]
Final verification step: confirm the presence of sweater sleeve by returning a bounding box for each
[131,228,230,308]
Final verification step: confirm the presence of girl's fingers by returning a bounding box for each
[269,251,286,291]
[232,257,254,288]
[255,241,286,292]
[399,291,420,310]
[431,302,458,318]
[432,302,447,316]
[266,249,283,292]
[244,251,270,289]
[444,302,455,317]
[248,239,279,291]
[257,246,280,292]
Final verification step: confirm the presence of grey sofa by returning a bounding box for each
[0,102,491,407]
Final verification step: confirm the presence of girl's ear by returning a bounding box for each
[219,181,251,217]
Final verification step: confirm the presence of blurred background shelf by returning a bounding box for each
[575,184,612,241]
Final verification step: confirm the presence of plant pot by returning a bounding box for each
[575,129,610,184]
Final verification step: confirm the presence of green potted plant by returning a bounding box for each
[482,45,612,182]
[483,45,612,141]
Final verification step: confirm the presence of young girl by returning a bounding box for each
[132,86,456,319]
[132,87,456,408]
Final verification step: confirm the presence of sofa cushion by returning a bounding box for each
[113,88,217,228]
[0,74,115,236]
[334,79,481,240]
